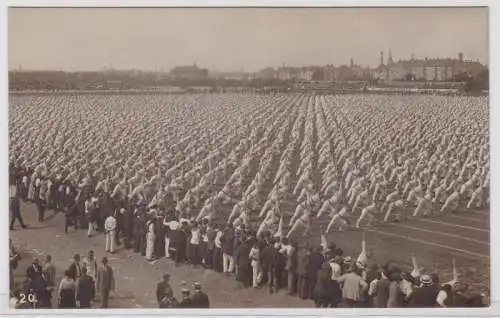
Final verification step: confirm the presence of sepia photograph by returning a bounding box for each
[7,6,490,310]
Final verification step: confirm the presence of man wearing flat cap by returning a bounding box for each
[190,282,210,308]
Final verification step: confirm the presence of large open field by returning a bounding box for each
[9,92,490,306]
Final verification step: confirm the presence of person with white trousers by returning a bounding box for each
[104,214,117,254]
[249,243,262,288]
[145,217,156,261]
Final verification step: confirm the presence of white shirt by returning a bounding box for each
[83,257,98,280]
[279,244,293,255]
[368,278,379,296]
[249,247,260,262]
[329,262,342,280]
[436,290,448,307]
[400,278,414,297]
[215,230,223,248]
[104,216,116,231]
[190,228,201,245]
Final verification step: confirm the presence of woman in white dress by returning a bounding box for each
[145,216,156,261]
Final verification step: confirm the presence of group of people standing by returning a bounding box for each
[155,274,210,308]
[8,162,488,308]
[10,244,115,309]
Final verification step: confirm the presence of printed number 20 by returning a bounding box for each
[20,293,37,304]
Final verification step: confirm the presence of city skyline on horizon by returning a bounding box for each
[9,7,488,72]
[10,49,487,74]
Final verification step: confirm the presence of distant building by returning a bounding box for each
[170,64,208,80]
[253,67,278,80]
[277,67,298,81]
[297,67,316,81]
[319,59,369,82]
[372,50,485,84]
[212,72,249,81]
[323,65,338,81]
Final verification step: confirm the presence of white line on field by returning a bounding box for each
[417,219,489,233]
[387,223,490,245]
[363,227,490,259]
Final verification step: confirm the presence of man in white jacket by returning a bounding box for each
[104,214,117,254]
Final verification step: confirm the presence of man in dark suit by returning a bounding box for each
[65,203,79,233]
[68,254,83,281]
[26,257,43,281]
[204,223,216,269]
[261,239,279,293]
[313,262,332,307]
[286,241,299,295]
[156,274,173,308]
[133,212,145,255]
[114,206,123,247]
[154,214,165,259]
[30,273,52,308]
[96,257,114,308]
[307,247,325,298]
[121,204,134,250]
[76,267,95,308]
[10,195,28,230]
[221,225,235,274]
[190,283,210,308]
[235,238,252,288]
[172,222,187,265]
[179,289,192,308]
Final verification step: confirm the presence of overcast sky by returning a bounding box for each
[8,7,488,72]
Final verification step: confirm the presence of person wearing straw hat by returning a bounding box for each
[407,274,439,307]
